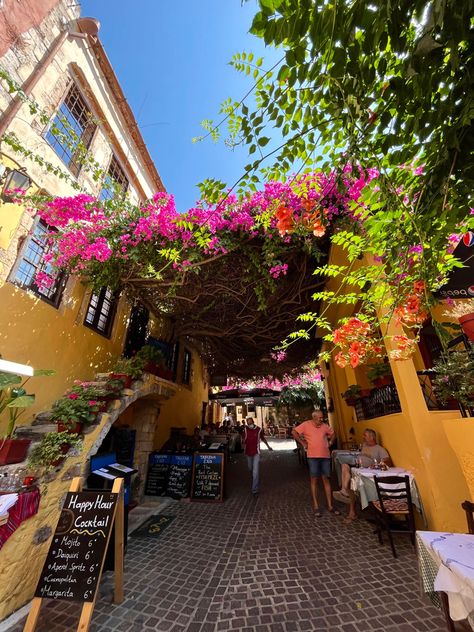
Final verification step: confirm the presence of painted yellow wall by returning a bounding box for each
[154,346,208,449]
[322,243,472,533]
[0,279,130,434]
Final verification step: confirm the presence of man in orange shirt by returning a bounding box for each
[292,410,340,517]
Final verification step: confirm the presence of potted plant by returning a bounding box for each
[444,299,474,341]
[366,362,393,387]
[432,350,474,408]
[50,392,102,433]
[134,345,170,378]
[0,368,54,465]
[27,431,82,471]
[110,357,146,388]
[341,385,364,406]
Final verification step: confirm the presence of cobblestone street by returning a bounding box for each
[9,441,449,632]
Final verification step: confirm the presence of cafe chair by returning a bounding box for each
[461,500,474,534]
[371,475,416,558]
[278,427,288,439]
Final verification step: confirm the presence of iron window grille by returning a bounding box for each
[99,155,129,202]
[45,83,96,177]
[10,218,67,307]
[182,348,192,385]
[84,286,118,337]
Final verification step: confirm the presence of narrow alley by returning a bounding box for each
[8,441,448,632]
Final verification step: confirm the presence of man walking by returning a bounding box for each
[292,409,340,517]
[242,417,273,496]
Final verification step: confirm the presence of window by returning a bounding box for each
[99,155,128,201]
[45,83,96,176]
[10,218,66,307]
[182,348,192,385]
[84,287,117,337]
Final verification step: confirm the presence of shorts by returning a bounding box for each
[308,457,331,478]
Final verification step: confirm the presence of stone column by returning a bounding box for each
[132,398,161,498]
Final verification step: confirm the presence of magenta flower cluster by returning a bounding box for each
[30,169,379,290]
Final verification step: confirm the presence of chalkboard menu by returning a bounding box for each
[167,454,193,499]
[145,453,170,496]
[35,491,118,602]
[191,452,224,502]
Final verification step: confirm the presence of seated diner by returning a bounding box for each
[333,428,392,521]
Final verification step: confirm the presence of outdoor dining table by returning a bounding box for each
[350,466,424,516]
[417,530,474,630]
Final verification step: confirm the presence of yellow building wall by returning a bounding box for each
[322,244,471,533]
[0,279,130,434]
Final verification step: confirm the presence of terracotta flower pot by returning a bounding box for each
[110,373,133,389]
[0,438,31,465]
[372,376,394,388]
[52,443,71,467]
[459,313,474,341]
[344,397,358,406]
[57,421,83,435]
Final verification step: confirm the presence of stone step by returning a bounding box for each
[32,411,53,426]
[15,424,57,441]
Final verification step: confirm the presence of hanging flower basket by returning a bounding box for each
[0,438,31,465]
[459,313,474,341]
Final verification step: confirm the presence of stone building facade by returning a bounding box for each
[0,0,209,621]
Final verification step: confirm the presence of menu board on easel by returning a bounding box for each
[24,477,124,632]
[145,453,170,496]
[166,454,193,498]
[35,491,117,602]
[191,452,224,502]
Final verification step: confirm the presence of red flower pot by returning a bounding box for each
[57,421,83,435]
[344,397,358,407]
[0,438,31,465]
[110,373,133,389]
[52,443,71,467]
[373,376,394,388]
[459,313,474,341]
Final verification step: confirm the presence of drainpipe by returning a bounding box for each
[0,27,87,138]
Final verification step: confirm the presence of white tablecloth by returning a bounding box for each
[417,531,474,628]
[350,467,422,514]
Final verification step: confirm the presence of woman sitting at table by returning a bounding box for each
[333,429,392,520]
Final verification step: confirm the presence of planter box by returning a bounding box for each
[372,376,394,388]
[0,438,31,465]
[52,443,71,467]
[144,362,174,380]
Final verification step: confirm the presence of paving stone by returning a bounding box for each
[5,445,453,632]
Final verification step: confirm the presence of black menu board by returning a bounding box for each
[145,453,170,496]
[35,491,118,602]
[191,452,224,502]
[166,454,193,498]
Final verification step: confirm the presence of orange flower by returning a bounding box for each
[413,280,425,293]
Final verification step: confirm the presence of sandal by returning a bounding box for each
[333,491,351,505]
[328,507,341,515]
[314,511,322,518]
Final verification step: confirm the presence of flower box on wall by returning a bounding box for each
[0,438,31,465]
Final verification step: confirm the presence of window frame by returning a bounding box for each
[9,217,67,308]
[182,348,192,386]
[83,286,119,338]
[99,154,129,202]
[45,82,96,177]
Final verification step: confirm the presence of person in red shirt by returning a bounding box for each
[292,410,340,517]
[242,417,273,496]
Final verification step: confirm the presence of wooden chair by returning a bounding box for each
[277,426,288,439]
[462,500,474,534]
[372,475,416,558]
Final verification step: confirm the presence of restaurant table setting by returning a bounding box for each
[350,466,423,515]
[417,530,474,630]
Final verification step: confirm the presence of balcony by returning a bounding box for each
[353,383,401,421]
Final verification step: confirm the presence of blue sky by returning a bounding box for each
[80,0,280,212]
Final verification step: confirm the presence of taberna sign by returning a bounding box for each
[433,232,474,299]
